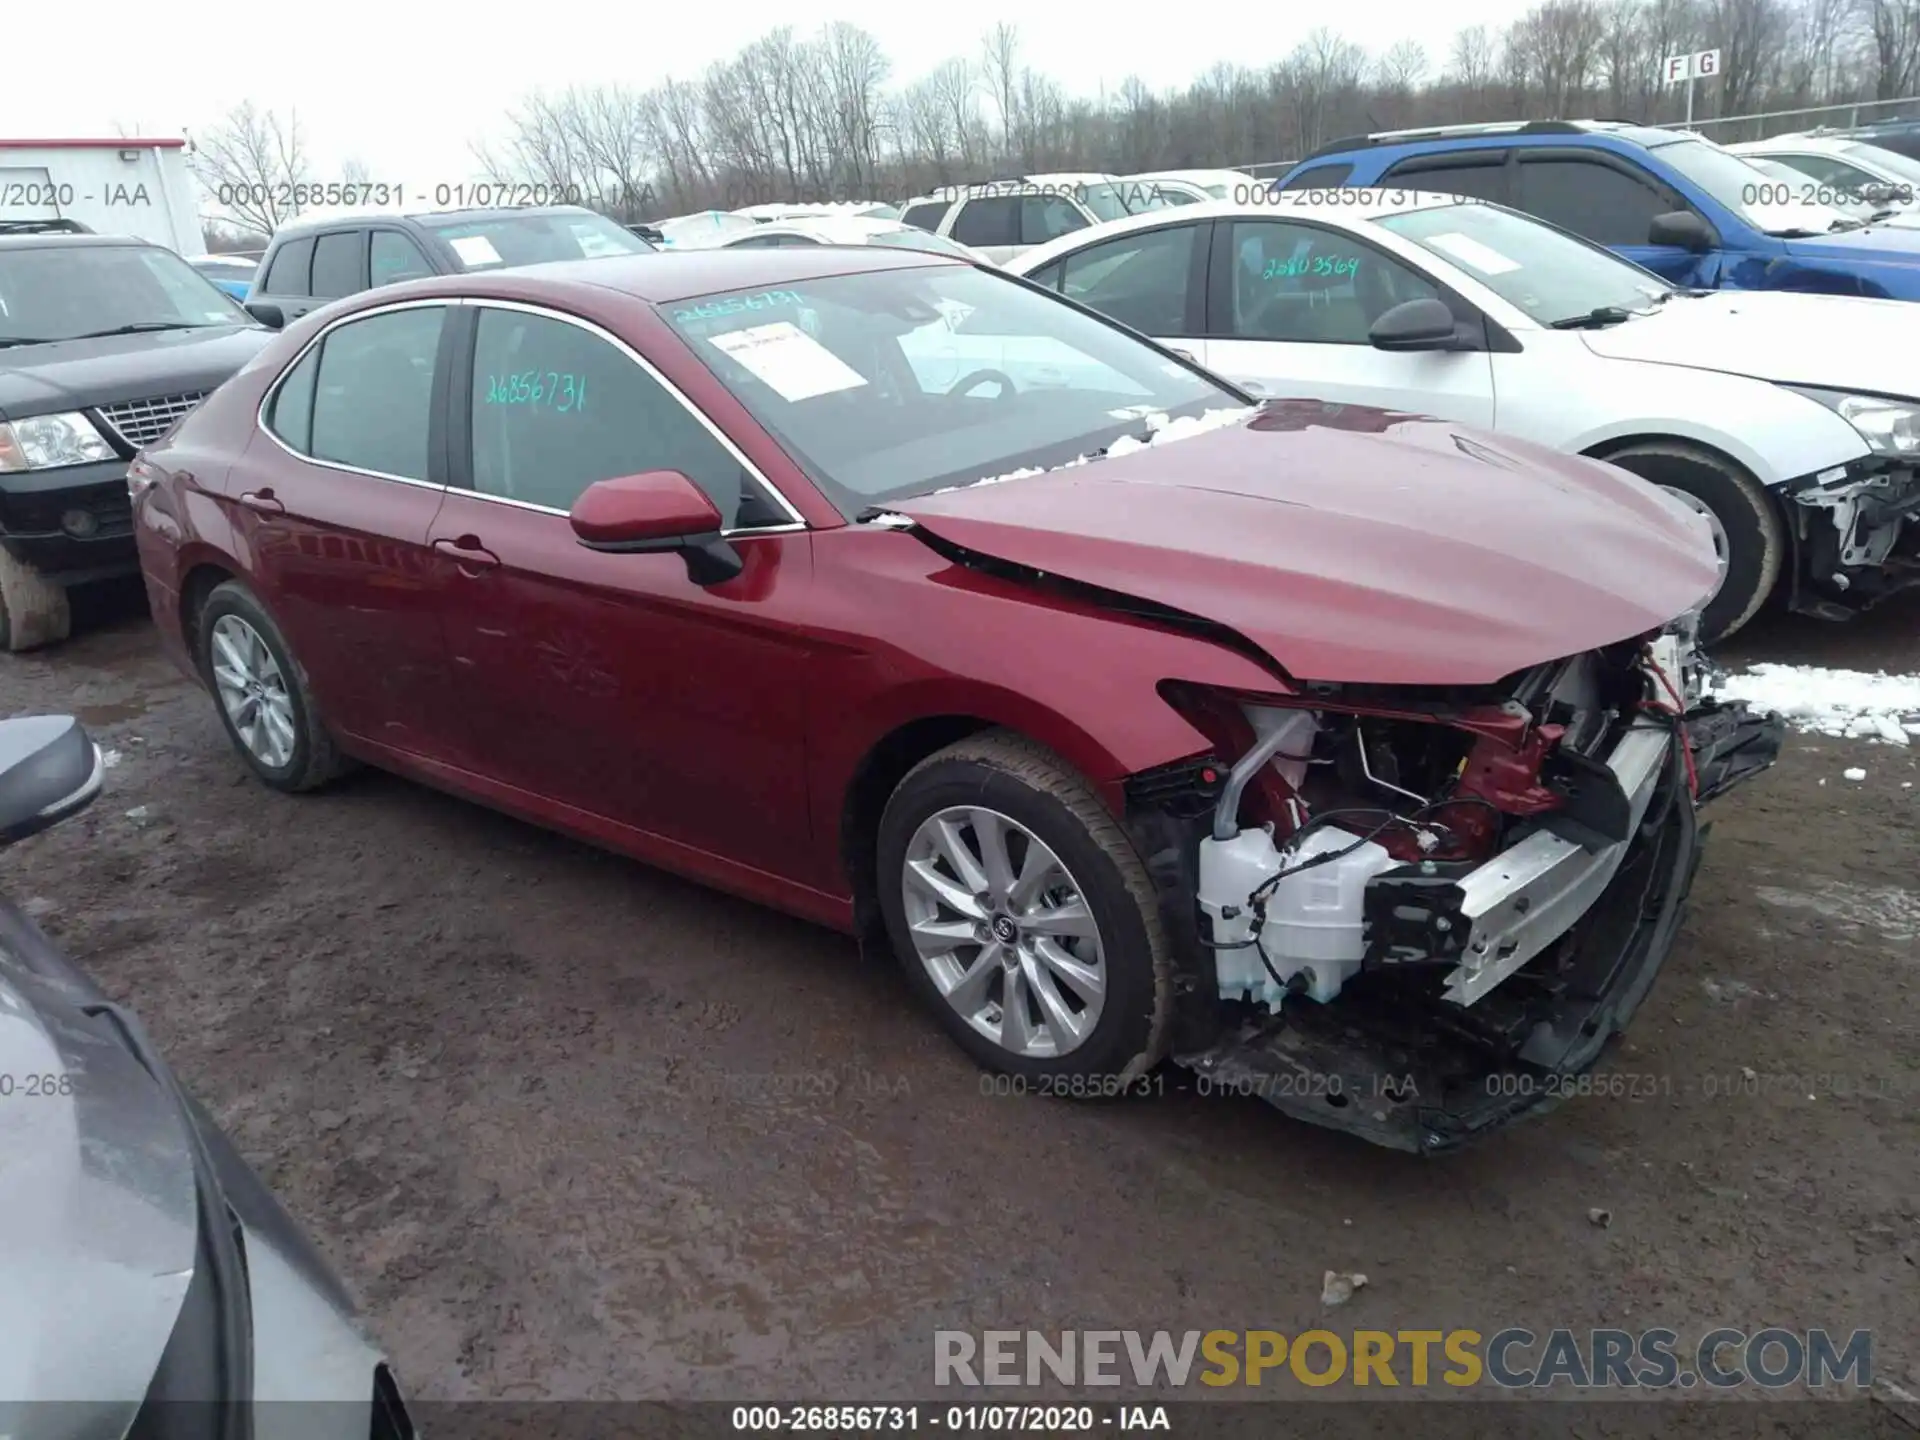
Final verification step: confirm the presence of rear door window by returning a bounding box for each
[309,231,367,300]
[1382,155,1512,204]
[306,306,445,479]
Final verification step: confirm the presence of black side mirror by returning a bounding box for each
[0,716,102,846]
[1368,297,1463,352]
[245,301,285,330]
[1648,211,1714,252]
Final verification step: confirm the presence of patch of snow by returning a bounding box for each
[930,406,1258,494]
[101,749,122,769]
[1843,766,1867,781]
[1754,881,1919,942]
[863,512,916,529]
[1709,663,1920,745]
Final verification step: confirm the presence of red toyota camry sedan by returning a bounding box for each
[132,247,1783,1151]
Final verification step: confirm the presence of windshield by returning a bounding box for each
[1074,183,1133,223]
[1744,157,1888,221]
[1653,137,1852,234]
[1841,141,1920,188]
[1376,202,1674,325]
[1122,181,1201,212]
[0,243,249,343]
[869,227,978,259]
[662,264,1238,514]
[417,210,654,269]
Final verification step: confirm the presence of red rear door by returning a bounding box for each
[228,300,461,757]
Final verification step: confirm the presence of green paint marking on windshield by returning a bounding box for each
[484,370,587,412]
[1263,254,1359,281]
[672,289,806,324]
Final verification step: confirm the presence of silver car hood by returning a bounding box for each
[0,914,391,1440]
[0,964,198,1427]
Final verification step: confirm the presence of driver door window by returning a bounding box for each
[1226,221,1440,344]
[1058,224,1199,337]
[464,307,782,530]
[1203,221,1493,430]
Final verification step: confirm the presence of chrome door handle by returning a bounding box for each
[238,489,285,515]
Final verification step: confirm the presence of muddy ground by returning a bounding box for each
[4,579,1915,1426]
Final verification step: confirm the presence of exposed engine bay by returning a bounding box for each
[1131,619,1786,1152]
[1788,461,1920,616]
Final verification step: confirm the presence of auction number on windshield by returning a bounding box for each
[483,371,586,412]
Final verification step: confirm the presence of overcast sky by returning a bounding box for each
[5,0,1534,182]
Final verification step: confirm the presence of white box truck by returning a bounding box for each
[0,139,206,255]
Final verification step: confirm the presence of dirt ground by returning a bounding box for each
[5,579,1916,1422]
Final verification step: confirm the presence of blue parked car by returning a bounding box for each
[1273,120,1920,298]
[188,251,260,300]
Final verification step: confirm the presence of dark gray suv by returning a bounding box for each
[244,205,657,327]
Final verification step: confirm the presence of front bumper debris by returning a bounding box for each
[1168,640,1786,1153]
[1785,460,1920,619]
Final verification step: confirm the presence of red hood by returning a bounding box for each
[892,402,1720,686]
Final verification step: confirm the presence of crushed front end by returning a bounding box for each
[1783,459,1920,619]
[1130,620,1785,1153]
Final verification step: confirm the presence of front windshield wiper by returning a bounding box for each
[66,321,210,339]
[1548,306,1637,330]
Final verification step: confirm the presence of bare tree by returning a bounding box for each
[188,103,310,237]
[981,23,1022,162]
[1860,0,1920,97]
[467,3,1920,222]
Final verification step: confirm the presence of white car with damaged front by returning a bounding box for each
[1008,191,1920,642]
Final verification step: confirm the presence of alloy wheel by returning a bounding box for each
[900,805,1107,1058]
[209,614,296,769]
[1659,484,1732,602]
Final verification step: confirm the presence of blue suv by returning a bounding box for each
[1274,120,1920,298]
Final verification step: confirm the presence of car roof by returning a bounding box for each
[0,232,150,251]
[736,216,908,242]
[1299,119,1679,164]
[266,203,601,238]
[1729,135,1856,154]
[369,244,952,305]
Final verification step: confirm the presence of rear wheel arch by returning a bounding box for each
[179,561,238,649]
[1581,433,1787,641]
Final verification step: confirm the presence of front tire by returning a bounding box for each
[197,580,351,792]
[876,731,1173,1088]
[1601,442,1784,642]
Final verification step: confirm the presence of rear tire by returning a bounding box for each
[197,580,353,792]
[876,730,1172,1090]
[0,550,71,651]
[1601,441,1784,643]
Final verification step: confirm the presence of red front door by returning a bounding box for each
[424,300,819,876]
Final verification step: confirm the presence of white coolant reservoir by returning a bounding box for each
[1197,826,1400,1012]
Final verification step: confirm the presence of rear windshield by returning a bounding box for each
[416,211,655,270]
[661,263,1239,515]
[0,244,248,346]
